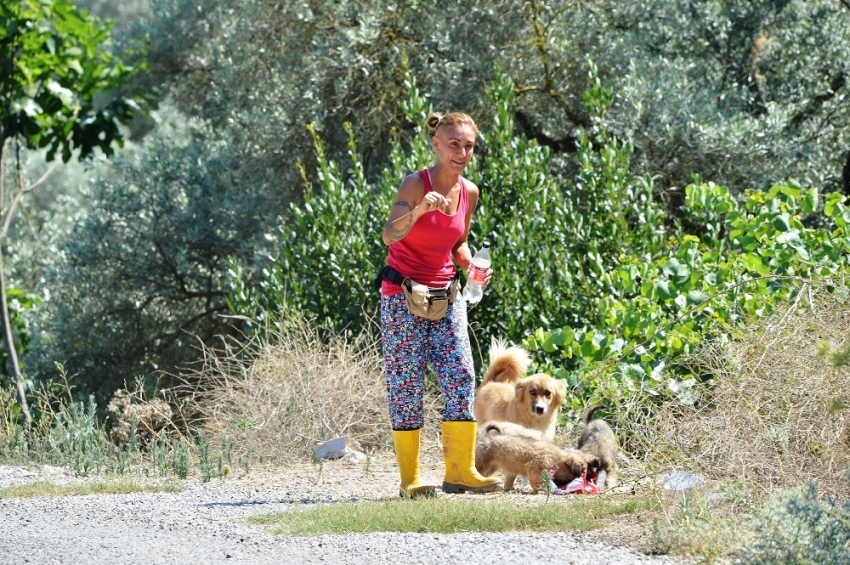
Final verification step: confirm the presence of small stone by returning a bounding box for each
[314,436,364,460]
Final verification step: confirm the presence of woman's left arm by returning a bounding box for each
[452,181,493,288]
[453,182,492,289]
[452,182,478,270]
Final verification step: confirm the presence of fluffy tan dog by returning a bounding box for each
[577,403,618,489]
[475,421,598,493]
[473,339,566,440]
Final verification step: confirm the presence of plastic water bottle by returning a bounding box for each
[462,242,491,304]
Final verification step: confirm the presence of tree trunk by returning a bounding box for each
[0,140,32,428]
[0,244,31,428]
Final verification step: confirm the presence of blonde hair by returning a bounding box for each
[425,112,479,136]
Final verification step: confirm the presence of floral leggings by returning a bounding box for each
[381,292,476,430]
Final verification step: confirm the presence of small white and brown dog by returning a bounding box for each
[473,338,567,440]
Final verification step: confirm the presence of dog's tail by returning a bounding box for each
[484,422,504,435]
[584,403,607,424]
[482,337,531,384]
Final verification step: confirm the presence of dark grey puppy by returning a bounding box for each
[577,404,618,490]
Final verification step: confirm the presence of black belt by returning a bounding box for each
[375,265,460,290]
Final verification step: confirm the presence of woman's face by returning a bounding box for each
[432,123,476,173]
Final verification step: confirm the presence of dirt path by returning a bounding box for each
[1,455,692,565]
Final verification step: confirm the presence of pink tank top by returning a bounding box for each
[381,169,469,296]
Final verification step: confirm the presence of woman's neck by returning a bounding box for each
[428,163,460,193]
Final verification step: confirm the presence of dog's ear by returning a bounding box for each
[514,380,526,400]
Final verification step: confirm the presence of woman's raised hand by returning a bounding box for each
[418,192,451,214]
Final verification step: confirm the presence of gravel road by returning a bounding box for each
[1,457,692,565]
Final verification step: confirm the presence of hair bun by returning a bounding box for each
[425,112,444,134]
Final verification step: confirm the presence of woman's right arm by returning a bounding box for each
[381,174,448,245]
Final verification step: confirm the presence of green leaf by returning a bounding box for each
[550,327,574,347]
[654,280,674,299]
[616,364,646,381]
[801,188,819,214]
[662,258,691,286]
[541,333,558,353]
[772,214,791,232]
[591,333,607,349]
[824,193,845,217]
[686,290,709,305]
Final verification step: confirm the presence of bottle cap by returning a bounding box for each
[482,241,491,248]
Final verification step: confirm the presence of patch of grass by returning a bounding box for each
[645,492,741,564]
[639,476,763,564]
[247,494,649,536]
[0,479,182,499]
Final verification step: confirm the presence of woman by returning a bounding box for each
[378,111,500,496]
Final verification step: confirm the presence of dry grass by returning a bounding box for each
[627,283,850,499]
[179,316,444,464]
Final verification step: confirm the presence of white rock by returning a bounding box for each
[314,436,364,461]
[662,470,705,490]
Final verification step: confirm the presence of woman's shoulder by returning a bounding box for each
[460,176,479,196]
[398,171,427,194]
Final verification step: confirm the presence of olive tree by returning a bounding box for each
[1,0,144,425]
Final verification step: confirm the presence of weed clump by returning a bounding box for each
[179,315,443,463]
[627,285,850,499]
[106,390,172,448]
[735,480,850,565]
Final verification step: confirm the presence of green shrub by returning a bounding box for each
[736,481,850,565]
[31,132,284,405]
[469,62,665,341]
[231,64,668,366]
[228,120,403,335]
[0,287,39,389]
[526,180,850,414]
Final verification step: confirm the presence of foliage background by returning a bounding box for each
[1,0,848,419]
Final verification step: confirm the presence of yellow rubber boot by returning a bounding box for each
[441,421,502,494]
[392,429,437,498]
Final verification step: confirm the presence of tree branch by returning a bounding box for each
[0,140,58,241]
[522,0,590,130]
[515,111,578,153]
[22,161,59,193]
[787,71,846,130]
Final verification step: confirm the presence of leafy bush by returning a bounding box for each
[28,130,285,404]
[231,65,668,365]
[0,288,39,389]
[526,180,850,414]
[228,120,403,335]
[620,287,850,498]
[736,481,850,565]
[469,62,665,341]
